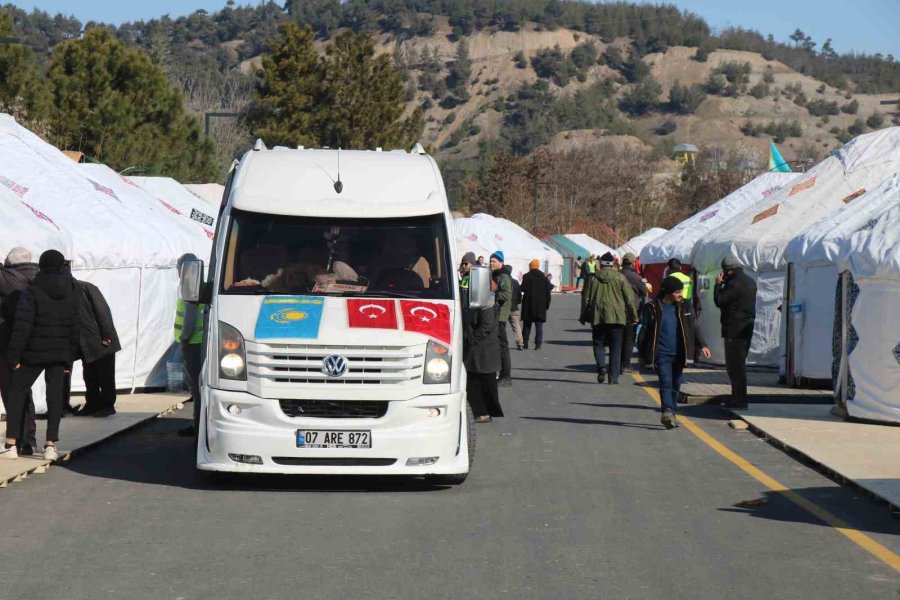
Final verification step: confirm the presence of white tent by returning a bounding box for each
[453,213,564,284]
[616,227,668,257]
[128,176,218,242]
[184,183,225,207]
[640,172,797,280]
[784,172,900,385]
[564,234,616,259]
[0,114,212,414]
[691,127,900,367]
[834,202,900,423]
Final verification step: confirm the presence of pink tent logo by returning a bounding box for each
[89,179,120,201]
[21,202,60,231]
[0,175,28,199]
[699,209,719,223]
[466,234,478,241]
[494,234,503,241]
[157,199,182,215]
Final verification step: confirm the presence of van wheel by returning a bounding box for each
[426,403,475,486]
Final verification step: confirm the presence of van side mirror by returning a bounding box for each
[180,259,205,303]
[467,266,493,309]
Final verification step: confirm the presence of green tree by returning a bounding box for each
[318,31,422,149]
[446,41,472,102]
[668,80,707,114]
[0,13,52,124]
[47,27,216,181]
[620,77,661,115]
[248,23,321,147]
[866,112,884,129]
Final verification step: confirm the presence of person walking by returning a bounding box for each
[462,290,503,423]
[489,251,513,387]
[714,256,757,409]
[175,254,207,437]
[0,247,40,456]
[521,259,552,350]
[1,250,80,461]
[73,280,120,417]
[509,276,524,351]
[638,276,711,428]
[574,256,585,290]
[620,252,649,374]
[581,252,637,384]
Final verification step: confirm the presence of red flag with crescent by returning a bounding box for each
[347,299,398,329]
[400,301,451,344]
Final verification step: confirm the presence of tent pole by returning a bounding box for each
[131,266,144,394]
[785,263,795,386]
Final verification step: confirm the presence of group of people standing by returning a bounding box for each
[0,248,120,460]
[459,251,553,423]
[580,251,757,428]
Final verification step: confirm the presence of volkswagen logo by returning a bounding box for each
[322,354,349,378]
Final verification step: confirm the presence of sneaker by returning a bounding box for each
[91,407,117,418]
[671,414,680,427]
[73,404,101,416]
[608,378,619,385]
[534,344,541,350]
[43,445,59,461]
[0,446,18,460]
[516,344,524,351]
[660,411,675,429]
[498,377,513,388]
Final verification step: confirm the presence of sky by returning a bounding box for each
[9,0,900,57]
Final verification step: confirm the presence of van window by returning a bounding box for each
[219,210,453,300]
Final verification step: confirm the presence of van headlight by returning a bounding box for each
[219,321,247,381]
[423,340,451,384]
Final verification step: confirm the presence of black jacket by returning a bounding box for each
[77,281,121,364]
[621,265,648,304]
[638,298,707,367]
[0,263,39,351]
[463,303,500,374]
[713,268,757,340]
[7,271,81,366]
[520,268,552,323]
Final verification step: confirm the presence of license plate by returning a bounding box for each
[296,430,371,449]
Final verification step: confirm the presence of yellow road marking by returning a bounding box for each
[633,372,900,573]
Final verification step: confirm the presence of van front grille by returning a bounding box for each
[279,399,388,419]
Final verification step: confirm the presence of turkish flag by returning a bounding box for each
[347,299,398,329]
[400,301,451,344]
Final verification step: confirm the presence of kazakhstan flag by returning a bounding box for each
[768,142,792,173]
[255,296,325,339]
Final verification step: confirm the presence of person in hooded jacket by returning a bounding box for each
[489,251,513,386]
[0,247,40,455]
[462,287,503,423]
[638,276,711,429]
[581,252,637,384]
[520,259,552,350]
[1,250,80,461]
[73,281,121,417]
[714,256,757,409]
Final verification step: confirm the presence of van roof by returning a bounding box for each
[229,147,448,218]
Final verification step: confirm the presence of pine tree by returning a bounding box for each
[0,13,52,125]
[47,27,217,181]
[247,23,322,147]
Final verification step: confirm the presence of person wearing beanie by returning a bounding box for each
[458,251,477,297]
[580,251,637,384]
[638,276,711,428]
[1,250,81,461]
[665,257,696,308]
[619,252,649,374]
[714,255,757,410]
[489,251,514,386]
[521,259,552,350]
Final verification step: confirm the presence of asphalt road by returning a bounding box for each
[1,295,898,600]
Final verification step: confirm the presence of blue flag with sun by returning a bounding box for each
[254,296,325,339]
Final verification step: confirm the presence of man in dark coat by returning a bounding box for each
[1,250,80,461]
[73,281,121,417]
[581,252,637,384]
[489,251,513,387]
[638,276,711,428]
[520,259,552,350]
[714,256,757,409]
[0,247,40,455]
[620,252,648,373]
[463,296,503,423]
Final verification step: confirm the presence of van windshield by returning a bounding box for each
[219,210,453,300]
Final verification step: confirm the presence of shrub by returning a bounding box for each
[806,99,839,116]
[655,120,677,135]
[848,117,866,136]
[668,80,707,114]
[513,51,527,69]
[763,66,775,84]
[841,99,859,114]
[443,112,456,125]
[749,81,769,99]
[866,112,885,129]
[816,83,826,94]
[619,77,662,115]
[570,41,598,70]
[531,46,573,86]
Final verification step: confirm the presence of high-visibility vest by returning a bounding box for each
[671,271,693,300]
[174,299,205,345]
[586,261,596,274]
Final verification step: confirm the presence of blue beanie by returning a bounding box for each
[490,251,505,263]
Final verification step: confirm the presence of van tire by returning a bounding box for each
[426,402,475,486]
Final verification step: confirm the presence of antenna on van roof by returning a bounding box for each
[334,148,343,194]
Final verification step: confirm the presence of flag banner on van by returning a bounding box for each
[347,299,398,330]
[400,301,451,344]
[254,296,325,339]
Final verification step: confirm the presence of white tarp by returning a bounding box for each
[784,172,900,382]
[184,183,225,206]
[835,203,900,423]
[616,227,668,257]
[454,213,564,284]
[0,114,213,414]
[691,127,900,367]
[564,234,616,259]
[640,172,797,267]
[128,176,218,243]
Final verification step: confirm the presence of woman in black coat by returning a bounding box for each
[520,260,552,350]
[463,298,503,423]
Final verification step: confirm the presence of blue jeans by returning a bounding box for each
[655,353,684,413]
